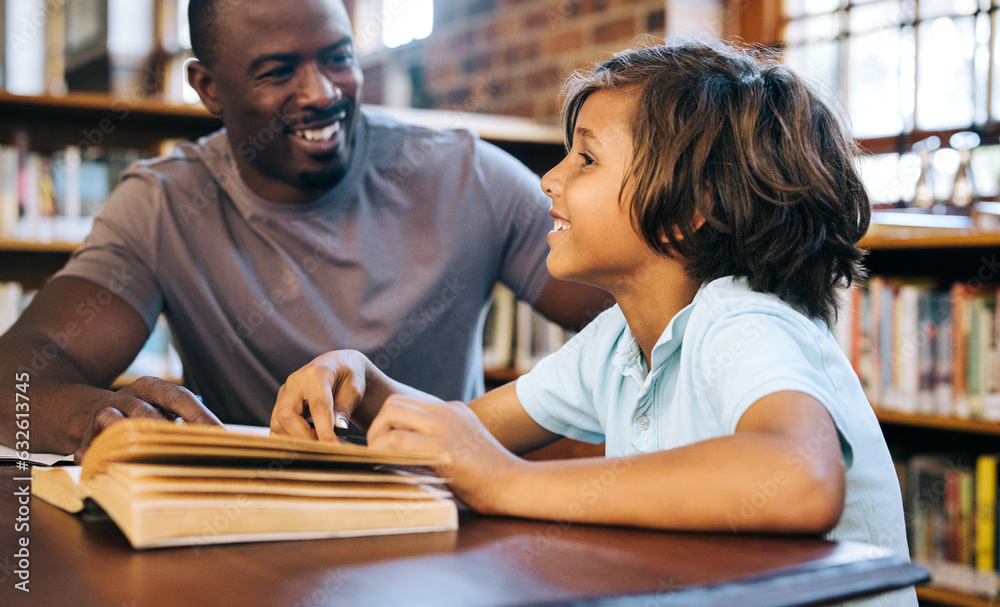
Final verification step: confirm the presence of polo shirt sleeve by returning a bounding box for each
[53,167,166,331]
[514,314,613,444]
[698,312,848,438]
[474,140,554,306]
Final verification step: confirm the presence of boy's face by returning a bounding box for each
[540,90,657,291]
[188,0,363,204]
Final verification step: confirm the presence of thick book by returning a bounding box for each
[30,420,458,549]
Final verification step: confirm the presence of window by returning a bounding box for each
[782,0,993,140]
[783,1,1000,209]
[353,0,434,55]
[383,0,433,49]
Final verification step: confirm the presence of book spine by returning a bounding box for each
[975,455,997,572]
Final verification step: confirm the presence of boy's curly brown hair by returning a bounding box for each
[561,39,870,326]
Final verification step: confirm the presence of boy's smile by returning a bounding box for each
[540,89,657,292]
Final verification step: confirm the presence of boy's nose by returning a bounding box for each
[541,162,565,198]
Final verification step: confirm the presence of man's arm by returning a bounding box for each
[0,276,219,456]
[533,278,613,331]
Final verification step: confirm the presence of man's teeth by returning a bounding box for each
[553,218,570,231]
[296,122,341,142]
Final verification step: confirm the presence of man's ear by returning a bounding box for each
[187,60,223,116]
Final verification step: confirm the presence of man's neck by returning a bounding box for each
[235,164,344,205]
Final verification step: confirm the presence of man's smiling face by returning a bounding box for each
[190,0,364,204]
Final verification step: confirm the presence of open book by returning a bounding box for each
[30,419,458,549]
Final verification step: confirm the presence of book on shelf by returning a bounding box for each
[481,282,575,375]
[30,419,458,550]
[482,282,515,370]
[905,452,1000,598]
[4,0,47,96]
[0,129,141,243]
[0,281,32,335]
[836,276,999,420]
[514,299,574,373]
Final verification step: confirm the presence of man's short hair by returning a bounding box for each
[188,0,223,67]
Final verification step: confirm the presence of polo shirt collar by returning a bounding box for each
[611,287,701,381]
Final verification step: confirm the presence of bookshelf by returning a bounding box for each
[845,225,1000,606]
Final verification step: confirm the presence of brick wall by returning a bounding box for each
[358,0,669,124]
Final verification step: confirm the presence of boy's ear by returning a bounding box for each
[187,60,223,117]
[661,210,707,243]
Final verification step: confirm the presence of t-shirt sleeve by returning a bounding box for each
[474,140,554,305]
[53,168,165,330]
[514,318,609,444]
[697,312,855,464]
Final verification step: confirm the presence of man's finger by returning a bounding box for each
[305,387,338,443]
[272,386,319,440]
[123,377,222,426]
[75,407,128,464]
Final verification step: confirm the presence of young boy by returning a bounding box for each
[272,39,915,605]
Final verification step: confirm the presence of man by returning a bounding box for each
[0,0,607,459]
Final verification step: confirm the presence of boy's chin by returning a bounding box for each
[546,261,597,288]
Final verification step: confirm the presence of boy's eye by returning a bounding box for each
[579,153,595,166]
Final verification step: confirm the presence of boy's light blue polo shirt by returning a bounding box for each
[515,276,916,607]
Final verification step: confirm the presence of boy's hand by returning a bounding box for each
[366,396,520,514]
[271,350,371,442]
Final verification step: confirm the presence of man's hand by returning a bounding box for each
[74,376,222,463]
[271,350,373,442]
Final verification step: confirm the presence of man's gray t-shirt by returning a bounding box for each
[55,108,555,424]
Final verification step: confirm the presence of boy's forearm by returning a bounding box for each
[490,434,844,534]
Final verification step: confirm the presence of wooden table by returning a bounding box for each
[0,466,926,606]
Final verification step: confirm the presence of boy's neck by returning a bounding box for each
[614,274,701,369]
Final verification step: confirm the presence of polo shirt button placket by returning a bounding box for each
[637,415,650,431]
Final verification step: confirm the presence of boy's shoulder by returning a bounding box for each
[554,304,630,362]
[695,276,788,311]
[689,277,825,336]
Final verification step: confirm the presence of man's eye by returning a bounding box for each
[261,66,294,79]
[323,52,355,68]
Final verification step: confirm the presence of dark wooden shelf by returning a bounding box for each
[0,239,80,253]
[483,367,522,385]
[0,90,214,119]
[916,585,996,607]
[874,409,1000,437]
[862,225,1000,250]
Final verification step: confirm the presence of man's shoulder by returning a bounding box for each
[122,129,229,183]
